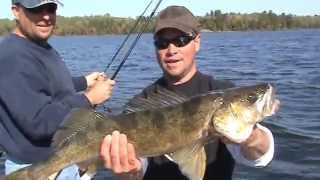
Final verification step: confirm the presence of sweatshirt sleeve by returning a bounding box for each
[72,76,87,92]
[0,59,91,142]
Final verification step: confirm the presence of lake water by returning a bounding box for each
[1,29,319,179]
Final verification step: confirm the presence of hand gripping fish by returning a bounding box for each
[5,83,279,180]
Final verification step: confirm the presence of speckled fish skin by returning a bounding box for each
[5,83,276,180]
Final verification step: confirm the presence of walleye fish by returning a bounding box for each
[5,83,278,180]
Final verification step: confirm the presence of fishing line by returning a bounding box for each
[108,0,164,80]
[103,0,154,74]
[101,0,163,112]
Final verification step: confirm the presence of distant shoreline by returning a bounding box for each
[1,28,319,38]
[1,10,320,36]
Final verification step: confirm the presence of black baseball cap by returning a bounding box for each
[154,6,200,35]
[12,0,63,8]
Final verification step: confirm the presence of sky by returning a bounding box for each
[1,0,319,19]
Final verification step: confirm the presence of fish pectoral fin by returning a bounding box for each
[165,145,206,180]
[47,170,61,180]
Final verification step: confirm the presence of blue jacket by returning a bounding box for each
[0,34,91,163]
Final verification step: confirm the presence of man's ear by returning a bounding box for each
[194,34,201,52]
[12,5,21,20]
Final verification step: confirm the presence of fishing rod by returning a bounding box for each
[103,0,154,73]
[108,0,164,80]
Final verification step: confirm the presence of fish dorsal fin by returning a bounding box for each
[51,108,103,149]
[125,87,188,112]
[165,143,207,180]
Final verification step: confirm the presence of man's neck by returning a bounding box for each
[13,28,48,45]
[165,68,197,86]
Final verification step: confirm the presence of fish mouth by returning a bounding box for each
[256,84,276,117]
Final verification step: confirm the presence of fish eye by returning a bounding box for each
[247,94,258,103]
[214,97,224,105]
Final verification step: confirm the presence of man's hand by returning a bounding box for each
[239,126,271,160]
[100,131,143,180]
[85,72,106,88]
[84,77,115,106]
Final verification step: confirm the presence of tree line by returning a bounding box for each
[1,10,319,36]
[200,10,320,31]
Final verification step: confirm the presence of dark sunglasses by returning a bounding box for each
[154,34,196,50]
[24,4,57,14]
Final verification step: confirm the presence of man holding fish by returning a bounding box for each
[101,5,280,180]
